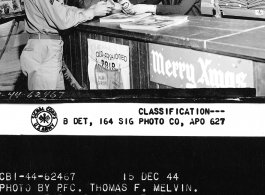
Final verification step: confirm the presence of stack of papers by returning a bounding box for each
[119,15,188,31]
[100,13,152,23]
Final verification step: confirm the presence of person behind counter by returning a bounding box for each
[71,0,122,12]
[20,0,114,90]
[124,0,201,16]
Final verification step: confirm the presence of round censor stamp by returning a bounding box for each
[31,106,58,133]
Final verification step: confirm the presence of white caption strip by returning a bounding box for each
[0,103,264,136]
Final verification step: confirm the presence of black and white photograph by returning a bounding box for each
[0,0,265,195]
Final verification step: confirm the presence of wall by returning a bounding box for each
[0,18,28,91]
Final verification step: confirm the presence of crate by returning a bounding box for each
[201,0,265,19]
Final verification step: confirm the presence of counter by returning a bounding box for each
[63,16,265,96]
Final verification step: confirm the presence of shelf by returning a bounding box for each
[0,11,25,20]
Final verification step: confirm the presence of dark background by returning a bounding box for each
[0,136,264,195]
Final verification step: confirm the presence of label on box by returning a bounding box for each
[255,10,264,16]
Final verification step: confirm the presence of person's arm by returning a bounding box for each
[140,0,161,5]
[124,0,161,14]
[129,0,199,15]
[155,0,199,15]
[38,0,112,30]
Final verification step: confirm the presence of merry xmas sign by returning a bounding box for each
[149,43,254,88]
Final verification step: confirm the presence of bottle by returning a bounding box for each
[117,0,133,13]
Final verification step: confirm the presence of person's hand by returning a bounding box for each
[111,2,122,14]
[125,4,156,15]
[89,4,96,9]
[92,1,114,17]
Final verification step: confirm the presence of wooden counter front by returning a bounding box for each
[63,16,265,95]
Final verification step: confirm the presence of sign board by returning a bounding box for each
[149,43,254,88]
[88,39,130,89]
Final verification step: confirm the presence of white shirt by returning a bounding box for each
[24,0,94,34]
